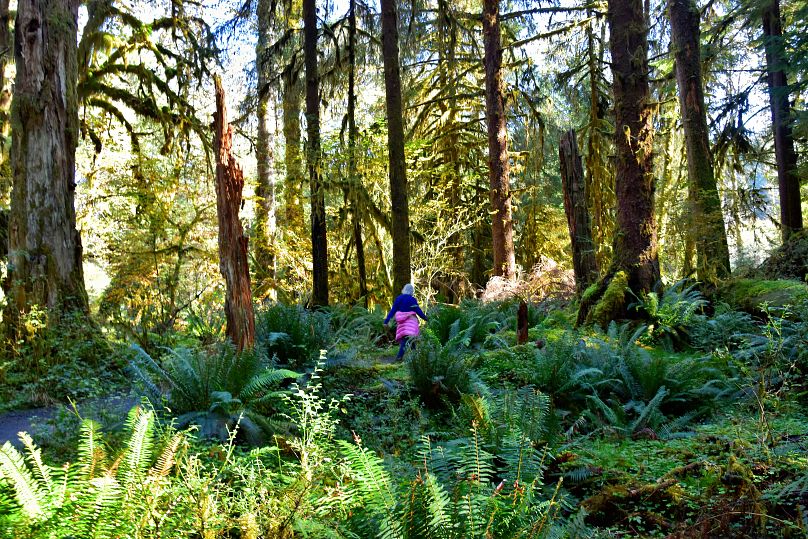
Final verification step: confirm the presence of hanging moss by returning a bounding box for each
[588,271,629,327]
[717,278,808,315]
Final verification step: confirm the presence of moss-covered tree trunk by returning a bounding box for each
[303,0,328,306]
[0,0,11,203]
[254,0,276,297]
[578,0,659,326]
[669,0,731,283]
[282,66,305,236]
[560,129,598,293]
[4,0,89,330]
[483,0,516,279]
[761,0,803,242]
[380,0,412,294]
[214,77,255,351]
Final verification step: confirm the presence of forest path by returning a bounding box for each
[0,394,138,447]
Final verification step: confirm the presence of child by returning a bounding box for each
[384,283,427,359]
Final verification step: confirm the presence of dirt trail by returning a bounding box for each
[0,394,138,447]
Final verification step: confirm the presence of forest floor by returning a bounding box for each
[0,392,137,446]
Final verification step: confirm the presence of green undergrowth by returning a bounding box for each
[3,289,808,537]
[559,410,808,537]
[718,278,808,316]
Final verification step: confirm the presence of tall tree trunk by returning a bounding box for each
[254,0,276,297]
[578,0,659,325]
[348,0,367,306]
[4,0,88,329]
[761,0,803,242]
[282,67,305,235]
[560,130,598,292]
[609,0,659,289]
[584,20,614,271]
[482,0,516,279]
[380,0,412,293]
[669,0,731,283]
[214,76,255,351]
[303,0,328,306]
[0,0,11,203]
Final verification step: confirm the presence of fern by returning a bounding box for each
[129,343,299,444]
[0,442,45,520]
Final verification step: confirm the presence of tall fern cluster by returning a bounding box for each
[256,303,331,367]
[328,426,583,538]
[0,408,190,538]
[129,343,298,444]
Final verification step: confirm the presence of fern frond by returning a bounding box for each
[629,386,668,433]
[0,441,45,520]
[239,368,299,400]
[78,419,106,480]
[19,432,54,498]
[119,408,155,488]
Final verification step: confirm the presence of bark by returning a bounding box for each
[578,0,659,325]
[0,0,11,202]
[380,0,412,293]
[437,0,463,302]
[517,300,528,345]
[761,0,803,242]
[348,0,367,306]
[303,0,328,306]
[608,0,659,290]
[214,77,255,351]
[483,0,516,279]
[669,0,731,283]
[560,129,598,292]
[282,67,305,234]
[4,0,89,328]
[254,0,276,296]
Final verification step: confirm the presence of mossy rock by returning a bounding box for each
[587,271,629,327]
[717,278,808,315]
[757,230,808,281]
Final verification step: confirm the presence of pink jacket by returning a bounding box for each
[395,311,420,341]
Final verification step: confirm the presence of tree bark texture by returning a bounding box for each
[214,76,255,351]
[608,0,659,292]
[669,0,731,283]
[5,0,88,325]
[0,0,11,202]
[380,0,412,294]
[304,0,328,306]
[517,300,528,345]
[254,0,277,296]
[282,66,305,235]
[483,0,516,279]
[560,130,598,292]
[761,0,803,242]
[348,0,367,306]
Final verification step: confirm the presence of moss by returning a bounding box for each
[758,230,808,281]
[589,271,629,327]
[581,282,600,303]
[717,278,808,315]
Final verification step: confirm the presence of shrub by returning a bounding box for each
[690,307,757,352]
[407,331,475,407]
[327,425,585,538]
[129,343,298,444]
[632,280,707,350]
[255,303,331,367]
[427,302,500,349]
[0,407,191,538]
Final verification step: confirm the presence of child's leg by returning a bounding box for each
[397,337,409,359]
